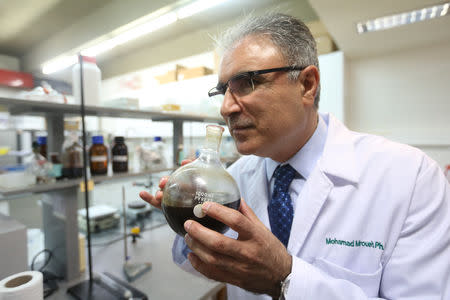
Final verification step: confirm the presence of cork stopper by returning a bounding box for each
[204,125,224,151]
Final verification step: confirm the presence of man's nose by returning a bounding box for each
[220,91,241,118]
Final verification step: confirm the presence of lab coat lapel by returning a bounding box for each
[288,168,332,254]
[288,114,360,255]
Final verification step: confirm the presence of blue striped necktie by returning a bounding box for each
[268,164,296,248]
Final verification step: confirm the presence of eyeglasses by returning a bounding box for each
[208,66,306,98]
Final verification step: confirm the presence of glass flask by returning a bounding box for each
[162,125,241,236]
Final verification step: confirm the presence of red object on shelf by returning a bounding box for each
[0,69,34,88]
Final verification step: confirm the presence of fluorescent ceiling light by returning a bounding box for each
[42,55,77,75]
[81,12,177,57]
[41,0,229,74]
[177,0,227,19]
[356,2,450,34]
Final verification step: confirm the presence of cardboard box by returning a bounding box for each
[155,65,185,84]
[155,70,177,84]
[177,66,213,81]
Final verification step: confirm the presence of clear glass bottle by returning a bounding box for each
[150,136,167,169]
[29,141,53,183]
[162,125,241,236]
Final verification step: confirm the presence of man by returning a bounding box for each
[140,13,450,299]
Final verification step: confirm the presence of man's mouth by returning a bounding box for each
[227,115,254,134]
[230,125,253,135]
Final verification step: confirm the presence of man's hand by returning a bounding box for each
[139,159,193,209]
[183,199,292,298]
[139,176,168,209]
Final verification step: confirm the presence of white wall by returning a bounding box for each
[318,51,344,122]
[346,41,450,169]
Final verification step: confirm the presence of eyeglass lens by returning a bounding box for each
[228,74,254,97]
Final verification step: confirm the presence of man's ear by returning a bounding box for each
[299,65,319,106]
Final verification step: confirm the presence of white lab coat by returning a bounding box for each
[173,113,450,299]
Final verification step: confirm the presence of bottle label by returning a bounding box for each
[90,155,107,162]
[113,155,128,162]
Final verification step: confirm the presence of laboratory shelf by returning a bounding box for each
[0,167,174,198]
[0,97,223,123]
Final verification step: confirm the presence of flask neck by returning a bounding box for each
[198,148,221,165]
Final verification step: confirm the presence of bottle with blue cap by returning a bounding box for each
[89,135,108,175]
[36,136,47,159]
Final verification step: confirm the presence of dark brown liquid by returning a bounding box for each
[62,167,83,179]
[162,199,240,236]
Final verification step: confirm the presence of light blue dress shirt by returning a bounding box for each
[265,114,328,212]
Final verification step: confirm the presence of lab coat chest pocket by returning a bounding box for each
[313,257,383,297]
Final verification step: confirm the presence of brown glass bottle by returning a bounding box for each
[89,136,108,175]
[62,137,83,179]
[37,136,47,159]
[112,136,128,173]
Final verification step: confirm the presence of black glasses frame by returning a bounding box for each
[208,66,306,97]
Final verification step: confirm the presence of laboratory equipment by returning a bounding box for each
[162,125,240,236]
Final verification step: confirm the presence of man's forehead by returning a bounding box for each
[218,35,283,81]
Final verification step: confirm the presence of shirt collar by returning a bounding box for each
[266,114,328,181]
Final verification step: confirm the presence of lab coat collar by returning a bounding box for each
[318,113,361,184]
[263,113,360,185]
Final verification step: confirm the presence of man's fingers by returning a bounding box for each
[155,190,164,202]
[184,219,247,259]
[181,159,193,166]
[187,252,237,285]
[158,176,169,189]
[185,233,247,280]
[185,233,233,268]
[139,191,161,209]
[201,201,253,237]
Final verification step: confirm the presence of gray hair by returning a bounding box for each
[216,13,320,108]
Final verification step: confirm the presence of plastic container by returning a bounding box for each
[0,166,35,189]
[112,136,128,173]
[89,136,108,175]
[72,56,101,106]
[137,137,168,171]
[162,125,241,236]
